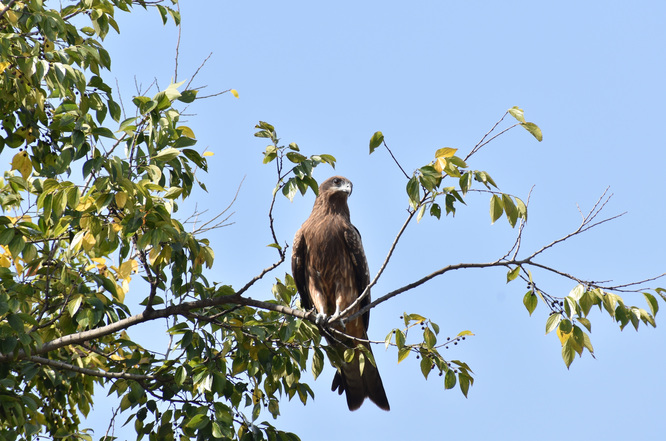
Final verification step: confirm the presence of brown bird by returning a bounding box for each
[292,176,390,411]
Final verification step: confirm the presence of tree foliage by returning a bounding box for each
[0,1,663,440]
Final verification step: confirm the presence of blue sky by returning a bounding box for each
[85,1,666,440]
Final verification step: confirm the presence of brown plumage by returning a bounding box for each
[292,176,390,411]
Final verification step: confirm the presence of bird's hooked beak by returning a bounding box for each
[341,181,353,196]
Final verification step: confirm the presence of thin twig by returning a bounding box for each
[28,355,157,381]
[465,111,509,161]
[173,1,181,82]
[185,52,213,91]
[382,139,410,179]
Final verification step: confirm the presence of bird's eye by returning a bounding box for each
[334,178,341,185]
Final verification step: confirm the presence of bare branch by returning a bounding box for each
[28,355,157,381]
[381,139,410,180]
[187,177,243,234]
[173,1,182,82]
[527,188,625,260]
[465,111,509,161]
[185,52,213,91]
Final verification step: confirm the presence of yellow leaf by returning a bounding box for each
[435,147,458,158]
[76,198,94,212]
[178,125,196,139]
[434,157,447,173]
[203,151,214,157]
[149,245,161,266]
[556,327,572,345]
[91,257,106,266]
[115,191,128,209]
[230,89,239,98]
[0,254,11,268]
[5,10,18,25]
[117,259,138,280]
[43,39,54,53]
[11,151,32,179]
[117,280,129,302]
[456,330,475,337]
[82,232,97,252]
[0,62,10,74]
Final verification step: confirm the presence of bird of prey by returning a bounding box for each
[292,176,390,411]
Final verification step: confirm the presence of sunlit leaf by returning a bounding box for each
[397,347,410,363]
[507,266,520,283]
[489,194,503,224]
[508,106,525,123]
[562,339,575,369]
[523,291,537,316]
[435,147,458,158]
[369,131,384,154]
[545,313,562,334]
[643,292,659,317]
[521,122,543,142]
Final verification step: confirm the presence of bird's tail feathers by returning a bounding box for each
[331,346,390,411]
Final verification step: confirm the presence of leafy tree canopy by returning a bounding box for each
[0,1,662,440]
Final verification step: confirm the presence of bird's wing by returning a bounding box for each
[291,227,313,311]
[344,224,371,331]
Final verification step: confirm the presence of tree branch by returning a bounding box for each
[28,355,157,381]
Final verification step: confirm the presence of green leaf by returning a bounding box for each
[397,347,410,363]
[577,317,592,333]
[444,369,456,389]
[643,292,659,317]
[420,356,432,379]
[406,176,420,211]
[521,122,543,142]
[369,131,384,154]
[502,194,518,227]
[489,194,503,224]
[395,329,406,349]
[185,413,209,430]
[459,373,471,398]
[154,147,180,162]
[286,152,306,163]
[424,327,436,348]
[508,106,525,123]
[562,339,575,369]
[430,203,441,219]
[312,348,324,380]
[515,197,527,221]
[0,228,15,245]
[545,313,562,334]
[507,266,520,283]
[178,89,198,103]
[523,290,537,316]
[358,352,365,376]
[175,366,186,386]
[558,318,573,335]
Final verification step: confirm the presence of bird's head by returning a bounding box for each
[319,176,353,197]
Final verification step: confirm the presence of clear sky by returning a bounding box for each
[85,1,666,440]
